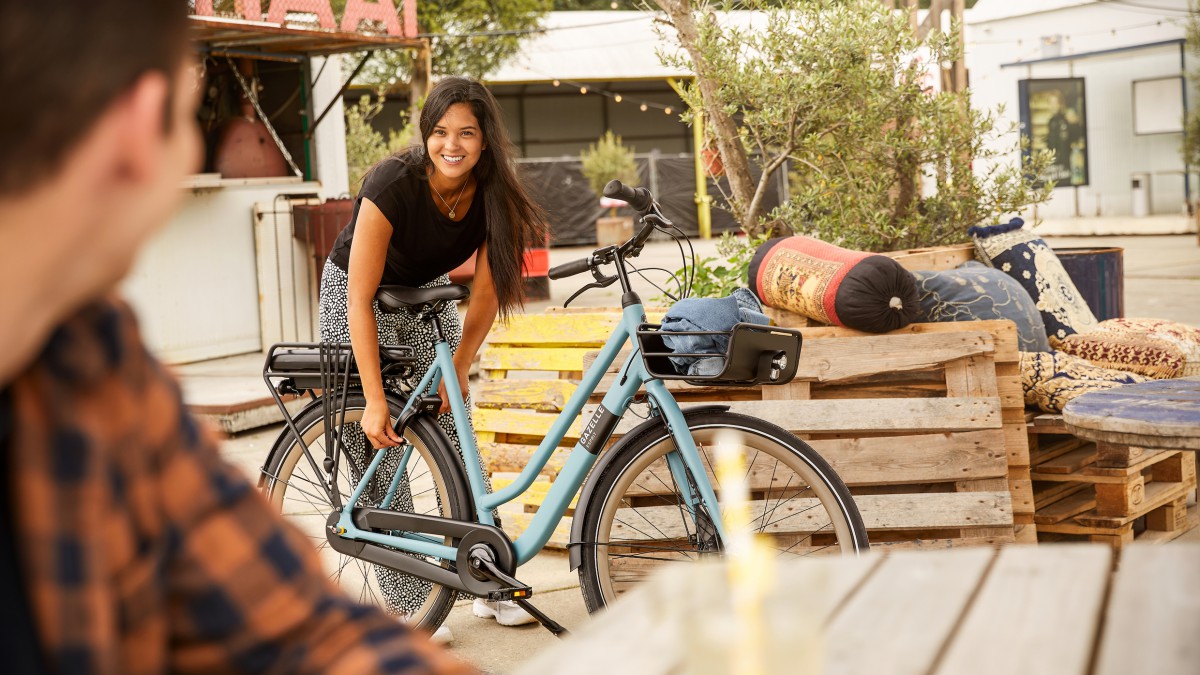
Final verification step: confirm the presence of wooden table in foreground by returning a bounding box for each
[514,544,1200,675]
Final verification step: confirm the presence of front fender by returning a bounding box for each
[567,404,730,570]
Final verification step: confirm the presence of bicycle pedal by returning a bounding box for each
[485,587,533,602]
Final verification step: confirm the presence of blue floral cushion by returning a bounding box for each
[969,218,1098,346]
[912,261,1051,352]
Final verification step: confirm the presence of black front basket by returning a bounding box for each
[636,322,802,386]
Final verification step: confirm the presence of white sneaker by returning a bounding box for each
[428,624,454,645]
[472,598,538,626]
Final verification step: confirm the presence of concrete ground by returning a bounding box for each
[203,232,1200,673]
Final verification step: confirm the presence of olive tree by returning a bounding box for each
[654,0,1051,250]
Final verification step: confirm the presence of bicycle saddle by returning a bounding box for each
[375,284,470,312]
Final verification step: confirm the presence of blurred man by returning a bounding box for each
[0,2,470,672]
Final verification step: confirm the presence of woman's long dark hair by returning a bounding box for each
[375,77,548,320]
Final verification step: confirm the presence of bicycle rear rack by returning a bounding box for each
[261,342,417,507]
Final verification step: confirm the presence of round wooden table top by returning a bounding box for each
[1062,376,1200,450]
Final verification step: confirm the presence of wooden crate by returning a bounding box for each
[1028,414,1199,549]
[597,320,1024,548]
[475,310,1032,548]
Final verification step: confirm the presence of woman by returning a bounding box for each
[319,77,547,631]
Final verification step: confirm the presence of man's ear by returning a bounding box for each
[111,72,171,184]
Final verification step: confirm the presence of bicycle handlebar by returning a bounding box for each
[548,256,593,280]
[604,179,653,212]
[547,180,670,284]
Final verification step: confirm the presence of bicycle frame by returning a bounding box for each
[333,301,730,567]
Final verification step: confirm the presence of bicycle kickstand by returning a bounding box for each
[514,599,569,638]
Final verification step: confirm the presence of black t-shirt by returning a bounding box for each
[0,388,45,673]
[328,158,487,287]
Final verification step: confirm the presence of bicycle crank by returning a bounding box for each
[466,544,568,638]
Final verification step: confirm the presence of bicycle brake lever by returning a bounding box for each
[563,275,618,308]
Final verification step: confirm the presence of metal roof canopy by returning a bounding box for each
[190,15,428,137]
[190,15,425,62]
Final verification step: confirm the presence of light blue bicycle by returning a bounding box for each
[259,180,868,635]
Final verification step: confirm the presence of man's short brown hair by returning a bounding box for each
[0,1,190,195]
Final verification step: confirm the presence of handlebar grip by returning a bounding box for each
[548,257,592,280]
[603,179,653,212]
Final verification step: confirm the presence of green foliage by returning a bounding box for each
[579,131,640,197]
[344,95,415,187]
[657,0,1052,251]
[676,233,762,299]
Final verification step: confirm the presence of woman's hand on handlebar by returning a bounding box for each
[362,398,404,449]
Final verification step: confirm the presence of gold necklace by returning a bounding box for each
[431,177,469,219]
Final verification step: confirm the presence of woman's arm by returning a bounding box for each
[347,198,403,448]
[440,242,499,413]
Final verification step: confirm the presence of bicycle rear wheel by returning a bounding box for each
[261,392,470,630]
[577,410,868,612]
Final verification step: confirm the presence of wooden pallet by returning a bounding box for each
[1037,503,1199,550]
[591,325,1020,548]
[474,311,675,545]
[475,309,1031,549]
[1033,446,1198,549]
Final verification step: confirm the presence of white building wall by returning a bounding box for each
[123,180,320,364]
[967,0,1190,220]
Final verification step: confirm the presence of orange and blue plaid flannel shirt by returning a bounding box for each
[5,298,473,674]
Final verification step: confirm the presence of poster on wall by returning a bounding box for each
[1019,78,1089,187]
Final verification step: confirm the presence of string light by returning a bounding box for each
[526,74,678,114]
[970,17,1182,47]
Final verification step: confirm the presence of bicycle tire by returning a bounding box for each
[261,391,470,631]
[577,410,868,612]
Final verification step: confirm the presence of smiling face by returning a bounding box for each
[426,102,485,183]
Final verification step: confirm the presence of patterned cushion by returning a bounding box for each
[970,218,1097,346]
[1020,350,1148,413]
[912,261,1051,352]
[1056,317,1200,379]
[748,236,919,333]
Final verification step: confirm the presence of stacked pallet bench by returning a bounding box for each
[888,243,1200,547]
[760,310,1034,546]
[1028,414,1199,549]
[882,244,1036,540]
[473,307,1034,548]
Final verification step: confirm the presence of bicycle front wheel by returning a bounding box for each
[261,392,470,630]
[577,410,868,612]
